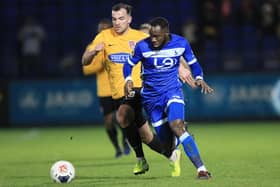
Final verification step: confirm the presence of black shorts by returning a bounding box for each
[99,96,117,116]
[114,87,146,128]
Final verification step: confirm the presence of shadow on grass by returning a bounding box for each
[4,175,46,179]
[4,156,119,166]
[75,175,170,186]
[77,161,133,168]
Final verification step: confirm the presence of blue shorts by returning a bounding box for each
[142,87,185,142]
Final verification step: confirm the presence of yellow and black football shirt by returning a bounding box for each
[82,58,111,97]
[87,28,148,99]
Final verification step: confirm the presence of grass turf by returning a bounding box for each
[0,121,279,187]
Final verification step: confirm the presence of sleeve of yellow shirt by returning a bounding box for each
[82,53,105,75]
[83,33,106,75]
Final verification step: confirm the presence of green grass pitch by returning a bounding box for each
[0,121,279,187]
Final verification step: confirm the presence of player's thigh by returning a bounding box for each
[99,97,116,127]
[123,88,146,128]
[154,122,174,144]
[167,102,186,137]
[149,106,173,143]
[99,96,115,116]
[167,101,185,122]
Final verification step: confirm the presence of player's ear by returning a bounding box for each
[128,16,132,24]
[163,28,169,36]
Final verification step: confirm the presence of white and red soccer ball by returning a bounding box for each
[50,160,75,183]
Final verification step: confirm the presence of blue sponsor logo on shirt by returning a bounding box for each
[109,53,130,64]
[109,53,130,63]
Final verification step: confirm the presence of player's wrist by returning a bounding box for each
[195,76,203,80]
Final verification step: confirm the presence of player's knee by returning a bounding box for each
[140,133,151,144]
[169,119,185,137]
[117,104,135,128]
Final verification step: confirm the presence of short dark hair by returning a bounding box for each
[139,23,151,30]
[112,3,132,16]
[149,17,169,31]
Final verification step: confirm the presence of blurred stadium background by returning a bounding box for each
[0,1,280,186]
[0,0,280,127]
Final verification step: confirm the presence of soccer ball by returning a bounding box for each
[50,160,75,183]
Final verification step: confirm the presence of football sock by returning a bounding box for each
[197,165,207,172]
[179,131,204,169]
[169,150,178,162]
[124,124,144,158]
[106,127,121,152]
[121,128,129,146]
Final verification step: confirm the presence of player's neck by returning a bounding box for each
[114,27,130,36]
[153,35,171,50]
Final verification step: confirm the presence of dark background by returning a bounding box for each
[0,0,279,79]
[0,0,279,127]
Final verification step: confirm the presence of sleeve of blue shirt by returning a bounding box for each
[123,43,143,80]
[183,40,204,79]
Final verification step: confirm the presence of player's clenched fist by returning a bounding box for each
[81,42,104,66]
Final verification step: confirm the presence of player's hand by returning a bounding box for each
[86,43,105,58]
[81,43,104,66]
[94,42,104,52]
[128,41,136,50]
[195,79,214,94]
[124,80,134,97]
[179,66,197,88]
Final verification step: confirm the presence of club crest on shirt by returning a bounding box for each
[128,41,136,50]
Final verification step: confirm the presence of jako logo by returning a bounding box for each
[109,53,130,63]
[19,91,40,109]
[45,90,93,108]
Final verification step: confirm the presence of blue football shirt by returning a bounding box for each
[125,33,203,96]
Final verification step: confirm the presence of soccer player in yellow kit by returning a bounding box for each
[82,3,183,176]
[83,18,130,158]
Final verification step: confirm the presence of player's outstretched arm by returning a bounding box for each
[81,43,104,66]
[195,79,214,94]
[179,57,197,88]
[123,61,135,97]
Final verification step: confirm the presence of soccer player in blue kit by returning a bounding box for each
[123,17,214,179]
